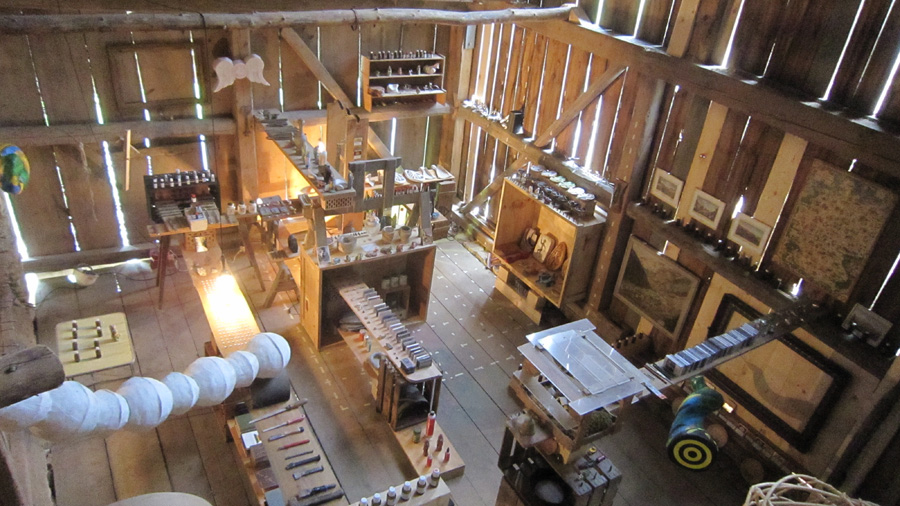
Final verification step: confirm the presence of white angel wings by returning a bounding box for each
[212,54,270,92]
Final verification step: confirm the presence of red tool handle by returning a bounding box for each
[277,439,311,451]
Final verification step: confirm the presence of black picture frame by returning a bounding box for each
[706,294,848,453]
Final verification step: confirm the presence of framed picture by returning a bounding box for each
[706,294,848,452]
[688,189,726,229]
[613,236,700,339]
[727,213,772,255]
[649,168,684,208]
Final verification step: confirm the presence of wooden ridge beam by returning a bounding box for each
[0,6,576,34]
[0,346,65,409]
[522,12,900,179]
[281,28,354,110]
[461,66,624,213]
[0,117,235,147]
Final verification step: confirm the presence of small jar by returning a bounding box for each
[226,202,236,217]
[386,487,398,505]
[415,477,427,495]
[400,482,412,500]
[237,202,247,214]
[429,468,441,487]
[371,493,383,506]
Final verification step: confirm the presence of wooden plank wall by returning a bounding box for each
[1,16,445,257]
[452,0,900,486]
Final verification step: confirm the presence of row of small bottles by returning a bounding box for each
[226,200,258,216]
[369,50,435,60]
[358,469,442,505]
[151,169,215,189]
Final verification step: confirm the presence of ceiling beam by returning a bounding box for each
[281,28,354,110]
[0,117,235,148]
[0,5,575,34]
[522,12,900,180]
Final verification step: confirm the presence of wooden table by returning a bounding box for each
[228,393,348,506]
[54,312,135,377]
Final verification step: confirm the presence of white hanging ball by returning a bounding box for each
[247,332,291,378]
[31,381,100,441]
[226,350,260,388]
[185,357,237,407]
[92,390,130,436]
[0,392,52,432]
[163,372,200,415]
[118,377,173,431]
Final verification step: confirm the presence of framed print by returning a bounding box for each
[688,189,726,229]
[650,168,684,208]
[706,294,847,452]
[613,236,700,339]
[727,213,772,255]
[772,159,897,301]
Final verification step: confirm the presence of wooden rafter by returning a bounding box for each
[0,6,576,34]
[281,28,354,110]
[367,126,393,159]
[461,65,625,214]
[0,117,234,148]
[522,9,900,179]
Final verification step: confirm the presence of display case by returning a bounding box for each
[492,178,605,314]
[361,54,446,111]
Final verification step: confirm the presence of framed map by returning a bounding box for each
[772,160,896,301]
[706,294,847,452]
[614,236,700,339]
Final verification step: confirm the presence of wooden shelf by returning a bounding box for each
[362,55,446,112]
[367,56,444,63]
[492,179,605,312]
[369,74,444,79]
[375,89,446,99]
[627,202,892,378]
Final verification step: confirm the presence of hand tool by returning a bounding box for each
[284,450,314,460]
[277,439,310,451]
[261,416,305,433]
[292,466,324,480]
[297,489,344,506]
[285,454,320,470]
[268,427,305,441]
[248,399,308,425]
[299,484,336,499]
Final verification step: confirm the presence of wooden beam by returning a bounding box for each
[457,107,614,206]
[281,28,354,109]
[0,6,576,34]
[522,13,900,180]
[231,29,258,201]
[532,66,625,148]
[367,126,393,159]
[0,118,235,148]
[460,66,624,213]
[0,346,65,409]
[255,103,450,129]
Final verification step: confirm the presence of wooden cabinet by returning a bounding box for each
[361,55,446,111]
[492,178,605,312]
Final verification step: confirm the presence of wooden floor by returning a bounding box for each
[35,236,749,506]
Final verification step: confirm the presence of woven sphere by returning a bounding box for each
[0,392,52,432]
[226,351,260,388]
[118,377,173,431]
[92,390,130,435]
[246,332,291,378]
[163,372,200,415]
[32,381,100,441]
[185,357,236,407]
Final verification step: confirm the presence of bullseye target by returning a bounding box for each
[668,431,717,471]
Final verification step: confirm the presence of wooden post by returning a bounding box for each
[0,346,65,409]
[231,29,259,202]
[586,73,667,314]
